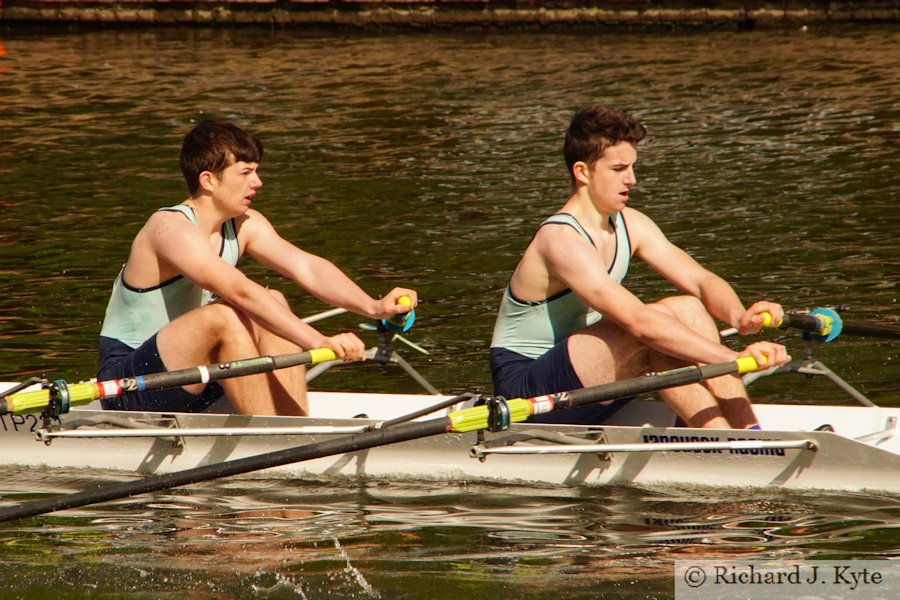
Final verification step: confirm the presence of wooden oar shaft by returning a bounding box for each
[0,358,759,522]
[0,348,338,416]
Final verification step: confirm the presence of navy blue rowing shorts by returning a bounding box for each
[98,335,223,412]
[490,343,630,425]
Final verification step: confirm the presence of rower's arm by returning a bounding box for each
[539,224,739,365]
[628,209,782,334]
[241,210,414,320]
[150,212,331,350]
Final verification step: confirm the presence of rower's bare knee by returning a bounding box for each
[205,302,251,333]
[207,292,298,354]
[653,295,704,316]
[654,296,718,339]
[267,288,289,308]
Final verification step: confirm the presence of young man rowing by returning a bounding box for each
[490,104,789,429]
[98,120,416,416]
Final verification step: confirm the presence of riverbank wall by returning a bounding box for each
[0,1,896,30]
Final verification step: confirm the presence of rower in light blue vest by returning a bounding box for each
[101,204,239,349]
[489,104,790,428]
[97,120,417,416]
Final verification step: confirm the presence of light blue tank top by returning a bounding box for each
[99,205,240,348]
[490,212,630,359]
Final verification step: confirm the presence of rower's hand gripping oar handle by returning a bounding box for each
[720,311,789,337]
[0,348,339,417]
[380,295,415,333]
[735,355,766,373]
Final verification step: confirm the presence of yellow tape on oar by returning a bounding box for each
[4,382,102,416]
[448,398,533,433]
[447,357,765,433]
[806,307,843,342]
[761,308,844,342]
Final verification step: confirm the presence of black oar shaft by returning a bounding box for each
[0,417,451,522]
[780,313,825,335]
[565,362,739,410]
[781,313,900,340]
[1,349,337,416]
[138,352,316,390]
[839,322,900,340]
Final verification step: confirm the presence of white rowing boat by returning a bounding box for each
[1,310,898,522]
[2,364,898,494]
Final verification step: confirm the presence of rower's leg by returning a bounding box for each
[569,296,755,429]
[653,296,758,429]
[569,313,727,429]
[156,289,308,416]
[225,290,309,416]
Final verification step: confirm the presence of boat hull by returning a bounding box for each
[2,392,898,493]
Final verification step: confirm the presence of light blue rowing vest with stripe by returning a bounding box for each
[99,205,240,349]
[490,211,631,359]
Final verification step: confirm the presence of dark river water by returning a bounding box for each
[0,25,898,598]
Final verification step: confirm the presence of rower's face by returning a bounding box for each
[584,142,637,213]
[211,158,262,213]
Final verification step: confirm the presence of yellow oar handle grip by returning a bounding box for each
[382,295,416,333]
[308,347,339,364]
[735,356,766,374]
[760,312,783,328]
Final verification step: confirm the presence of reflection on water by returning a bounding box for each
[0,25,898,599]
[1,468,898,598]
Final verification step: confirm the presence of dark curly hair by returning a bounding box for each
[563,105,646,181]
[180,120,264,195]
